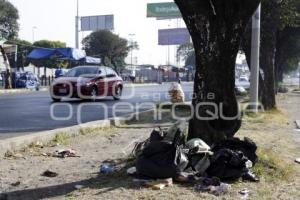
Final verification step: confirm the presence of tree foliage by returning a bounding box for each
[275,27,300,82]
[275,0,300,82]
[30,40,66,69]
[242,0,299,109]
[82,30,130,72]
[177,42,195,67]
[33,40,66,49]
[0,0,19,40]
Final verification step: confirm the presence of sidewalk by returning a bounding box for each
[0,94,299,200]
[0,87,48,95]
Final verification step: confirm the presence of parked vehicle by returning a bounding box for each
[50,66,123,102]
[15,72,40,90]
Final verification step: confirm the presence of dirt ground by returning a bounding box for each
[0,92,300,200]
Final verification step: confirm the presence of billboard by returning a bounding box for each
[147,2,181,18]
[81,15,114,31]
[158,28,190,45]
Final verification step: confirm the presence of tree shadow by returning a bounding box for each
[49,98,115,105]
[0,159,137,200]
[0,175,136,200]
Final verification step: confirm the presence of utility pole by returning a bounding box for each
[75,0,79,49]
[129,34,135,77]
[250,4,261,112]
[32,26,37,43]
[14,45,18,70]
[298,63,300,90]
[167,22,170,67]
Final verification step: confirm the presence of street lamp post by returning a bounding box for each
[298,63,300,90]
[129,34,136,77]
[32,26,37,43]
[167,22,170,66]
[250,4,261,113]
[75,0,79,49]
[32,26,37,74]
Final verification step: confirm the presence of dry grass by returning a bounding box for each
[4,127,117,158]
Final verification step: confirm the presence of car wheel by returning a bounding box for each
[52,97,61,102]
[91,86,98,101]
[113,85,122,100]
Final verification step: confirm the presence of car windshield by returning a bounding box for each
[64,67,99,77]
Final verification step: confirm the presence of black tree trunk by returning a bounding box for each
[175,0,260,145]
[0,45,12,89]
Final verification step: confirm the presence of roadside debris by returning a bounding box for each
[239,188,250,199]
[31,141,44,148]
[130,121,259,194]
[127,167,137,175]
[42,170,58,177]
[195,181,230,196]
[11,181,21,187]
[4,151,26,160]
[144,178,173,190]
[295,158,300,164]
[100,164,114,174]
[74,185,84,190]
[168,82,185,103]
[56,149,78,158]
[41,149,79,158]
[174,172,200,183]
[132,178,173,190]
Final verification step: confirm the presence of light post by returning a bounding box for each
[32,26,37,43]
[75,0,79,49]
[167,23,170,66]
[32,26,37,74]
[250,4,261,113]
[129,33,136,77]
[298,63,300,90]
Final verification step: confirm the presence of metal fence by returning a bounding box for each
[121,69,195,83]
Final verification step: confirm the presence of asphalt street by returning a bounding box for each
[0,83,193,139]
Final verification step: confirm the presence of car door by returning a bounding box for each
[94,67,107,96]
[105,67,118,96]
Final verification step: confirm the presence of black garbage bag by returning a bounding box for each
[136,142,188,179]
[206,148,249,181]
[136,128,188,179]
[212,137,258,165]
[132,129,165,158]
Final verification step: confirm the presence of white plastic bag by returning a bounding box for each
[168,83,185,103]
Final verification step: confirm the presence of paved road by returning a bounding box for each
[0,83,193,139]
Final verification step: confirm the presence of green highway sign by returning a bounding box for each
[147,2,181,18]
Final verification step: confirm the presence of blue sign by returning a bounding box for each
[158,28,190,45]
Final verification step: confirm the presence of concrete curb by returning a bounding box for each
[0,109,155,156]
[0,118,113,156]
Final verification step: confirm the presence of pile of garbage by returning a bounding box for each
[168,82,185,103]
[129,121,259,196]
